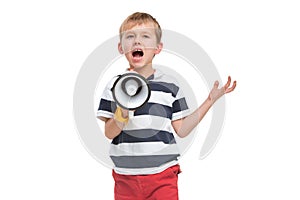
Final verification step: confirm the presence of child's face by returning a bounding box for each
[118,23,162,70]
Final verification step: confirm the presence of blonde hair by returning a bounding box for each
[119,12,162,43]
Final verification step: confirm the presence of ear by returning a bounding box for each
[154,42,163,55]
[118,43,124,54]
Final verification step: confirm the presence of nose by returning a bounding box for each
[134,35,141,45]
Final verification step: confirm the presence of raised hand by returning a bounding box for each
[209,76,237,103]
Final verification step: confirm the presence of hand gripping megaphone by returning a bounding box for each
[111,72,151,110]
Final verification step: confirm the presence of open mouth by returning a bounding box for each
[132,49,144,58]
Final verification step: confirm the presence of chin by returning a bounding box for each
[130,63,145,69]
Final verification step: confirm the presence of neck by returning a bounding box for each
[130,64,155,78]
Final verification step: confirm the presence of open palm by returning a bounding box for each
[209,76,237,103]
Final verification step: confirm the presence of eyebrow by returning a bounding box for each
[124,31,134,35]
[141,30,152,34]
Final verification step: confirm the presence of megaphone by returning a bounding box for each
[112,72,151,110]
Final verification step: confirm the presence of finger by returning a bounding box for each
[225,80,237,93]
[214,80,219,89]
[120,107,129,118]
[223,76,231,90]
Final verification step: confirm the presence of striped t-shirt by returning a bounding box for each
[97,69,190,175]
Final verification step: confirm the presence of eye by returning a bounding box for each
[126,34,134,39]
[143,34,150,38]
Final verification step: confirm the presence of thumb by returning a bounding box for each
[214,80,219,89]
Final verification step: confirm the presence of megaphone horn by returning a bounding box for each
[112,73,151,110]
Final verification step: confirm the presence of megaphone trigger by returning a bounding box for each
[114,106,129,124]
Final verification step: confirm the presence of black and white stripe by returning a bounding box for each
[97,69,190,175]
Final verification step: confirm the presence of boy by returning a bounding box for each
[97,12,236,200]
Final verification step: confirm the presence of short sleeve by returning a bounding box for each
[96,77,118,119]
[171,85,190,121]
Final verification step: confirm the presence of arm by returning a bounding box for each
[97,108,129,140]
[172,76,236,138]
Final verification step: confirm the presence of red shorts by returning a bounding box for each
[112,164,181,200]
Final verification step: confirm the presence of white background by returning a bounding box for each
[1,0,300,199]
